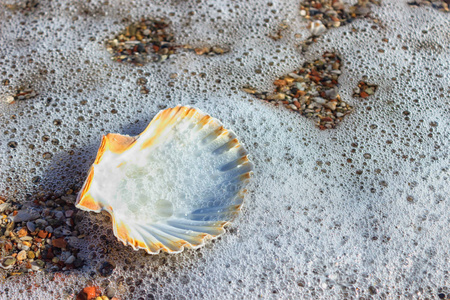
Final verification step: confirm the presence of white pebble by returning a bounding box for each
[309,20,327,36]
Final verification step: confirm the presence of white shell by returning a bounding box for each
[76,106,253,254]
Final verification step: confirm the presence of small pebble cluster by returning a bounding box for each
[183,44,230,56]
[105,18,176,65]
[76,286,119,300]
[353,81,378,98]
[105,18,230,65]
[299,0,381,51]
[243,52,353,129]
[0,192,83,277]
[407,0,449,12]
[1,86,38,104]
[268,21,290,41]
[4,0,39,14]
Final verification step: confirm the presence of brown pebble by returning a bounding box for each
[38,230,48,239]
[77,286,101,300]
[274,79,287,87]
[194,47,209,55]
[52,237,67,248]
[17,227,28,238]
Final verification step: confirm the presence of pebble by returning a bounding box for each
[19,244,30,251]
[2,95,15,104]
[0,256,17,269]
[105,287,116,298]
[17,227,28,237]
[136,77,147,86]
[77,286,101,300]
[30,264,40,271]
[0,202,11,213]
[21,243,31,250]
[35,218,48,226]
[314,97,327,105]
[5,221,15,235]
[309,20,327,36]
[354,6,371,15]
[38,229,49,238]
[3,257,16,267]
[65,255,76,264]
[67,236,81,246]
[12,210,40,222]
[34,259,45,268]
[55,211,64,219]
[17,250,27,261]
[325,101,337,110]
[26,221,36,232]
[52,237,68,248]
[61,195,76,203]
[325,88,338,99]
[98,261,116,277]
[242,88,256,94]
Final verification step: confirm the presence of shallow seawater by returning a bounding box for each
[0,0,449,299]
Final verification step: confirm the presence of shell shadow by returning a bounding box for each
[36,119,151,196]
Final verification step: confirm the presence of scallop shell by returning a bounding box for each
[76,106,253,254]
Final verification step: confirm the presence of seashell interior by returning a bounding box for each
[76,106,253,254]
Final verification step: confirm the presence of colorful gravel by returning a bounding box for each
[407,0,449,12]
[299,0,382,51]
[1,85,38,104]
[243,52,353,130]
[105,18,177,65]
[183,44,230,56]
[353,81,378,98]
[4,0,39,14]
[76,286,118,300]
[268,21,290,41]
[105,18,230,65]
[0,191,83,278]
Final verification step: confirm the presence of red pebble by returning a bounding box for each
[38,230,48,239]
[76,286,101,300]
[4,242,12,252]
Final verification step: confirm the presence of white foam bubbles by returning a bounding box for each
[0,0,449,298]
